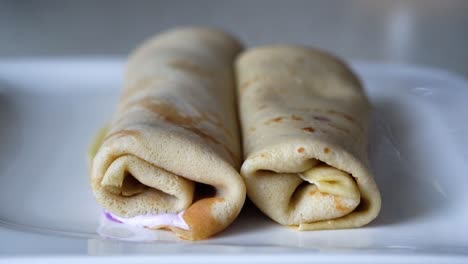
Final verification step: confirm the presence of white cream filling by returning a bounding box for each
[104,211,189,230]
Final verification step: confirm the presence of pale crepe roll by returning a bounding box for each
[236,46,381,230]
[90,27,246,240]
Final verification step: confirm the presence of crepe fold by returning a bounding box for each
[90,28,246,240]
[236,46,381,230]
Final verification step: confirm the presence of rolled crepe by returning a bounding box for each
[90,27,246,240]
[236,46,381,230]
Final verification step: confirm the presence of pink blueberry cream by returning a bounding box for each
[104,211,189,230]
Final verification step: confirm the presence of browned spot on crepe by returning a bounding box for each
[323,147,330,154]
[264,116,284,125]
[333,196,349,213]
[272,117,284,122]
[248,127,256,132]
[313,116,330,122]
[343,114,354,122]
[138,99,195,126]
[309,188,318,196]
[291,115,304,121]
[266,115,306,124]
[174,197,225,240]
[201,111,224,128]
[302,127,315,133]
[297,147,305,153]
[258,105,267,110]
[123,92,233,138]
[149,226,172,231]
[104,129,141,141]
[314,191,326,197]
[168,60,213,79]
[136,99,239,165]
[240,76,262,92]
[327,109,362,129]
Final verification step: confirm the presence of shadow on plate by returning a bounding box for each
[369,99,443,227]
[216,199,275,238]
[0,81,21,178]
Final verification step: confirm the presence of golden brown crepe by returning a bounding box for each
[236,45,381,230]
[90,27,246,240]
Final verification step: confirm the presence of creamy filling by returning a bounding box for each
[104,211,189,230]
[298,164,360,200]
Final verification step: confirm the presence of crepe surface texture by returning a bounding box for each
[236,46,381,230]
[90,27,246,240]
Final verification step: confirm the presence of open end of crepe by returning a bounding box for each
[289,181,313,205]
[98,163,225,224]
[98,172,225,233]
[193,182,217,201]
[101,172,218,200]
[103,172,150,197]
[91,130,231,237]
[251,159,361,224]
[256,161,361,207]
[298,163,360,201]
[291,161,361,222]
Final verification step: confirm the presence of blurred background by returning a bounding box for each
[0,0,467,76]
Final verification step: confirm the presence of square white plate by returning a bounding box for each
[0,59,467,263]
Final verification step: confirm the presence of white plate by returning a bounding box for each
[0,59,467,263]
